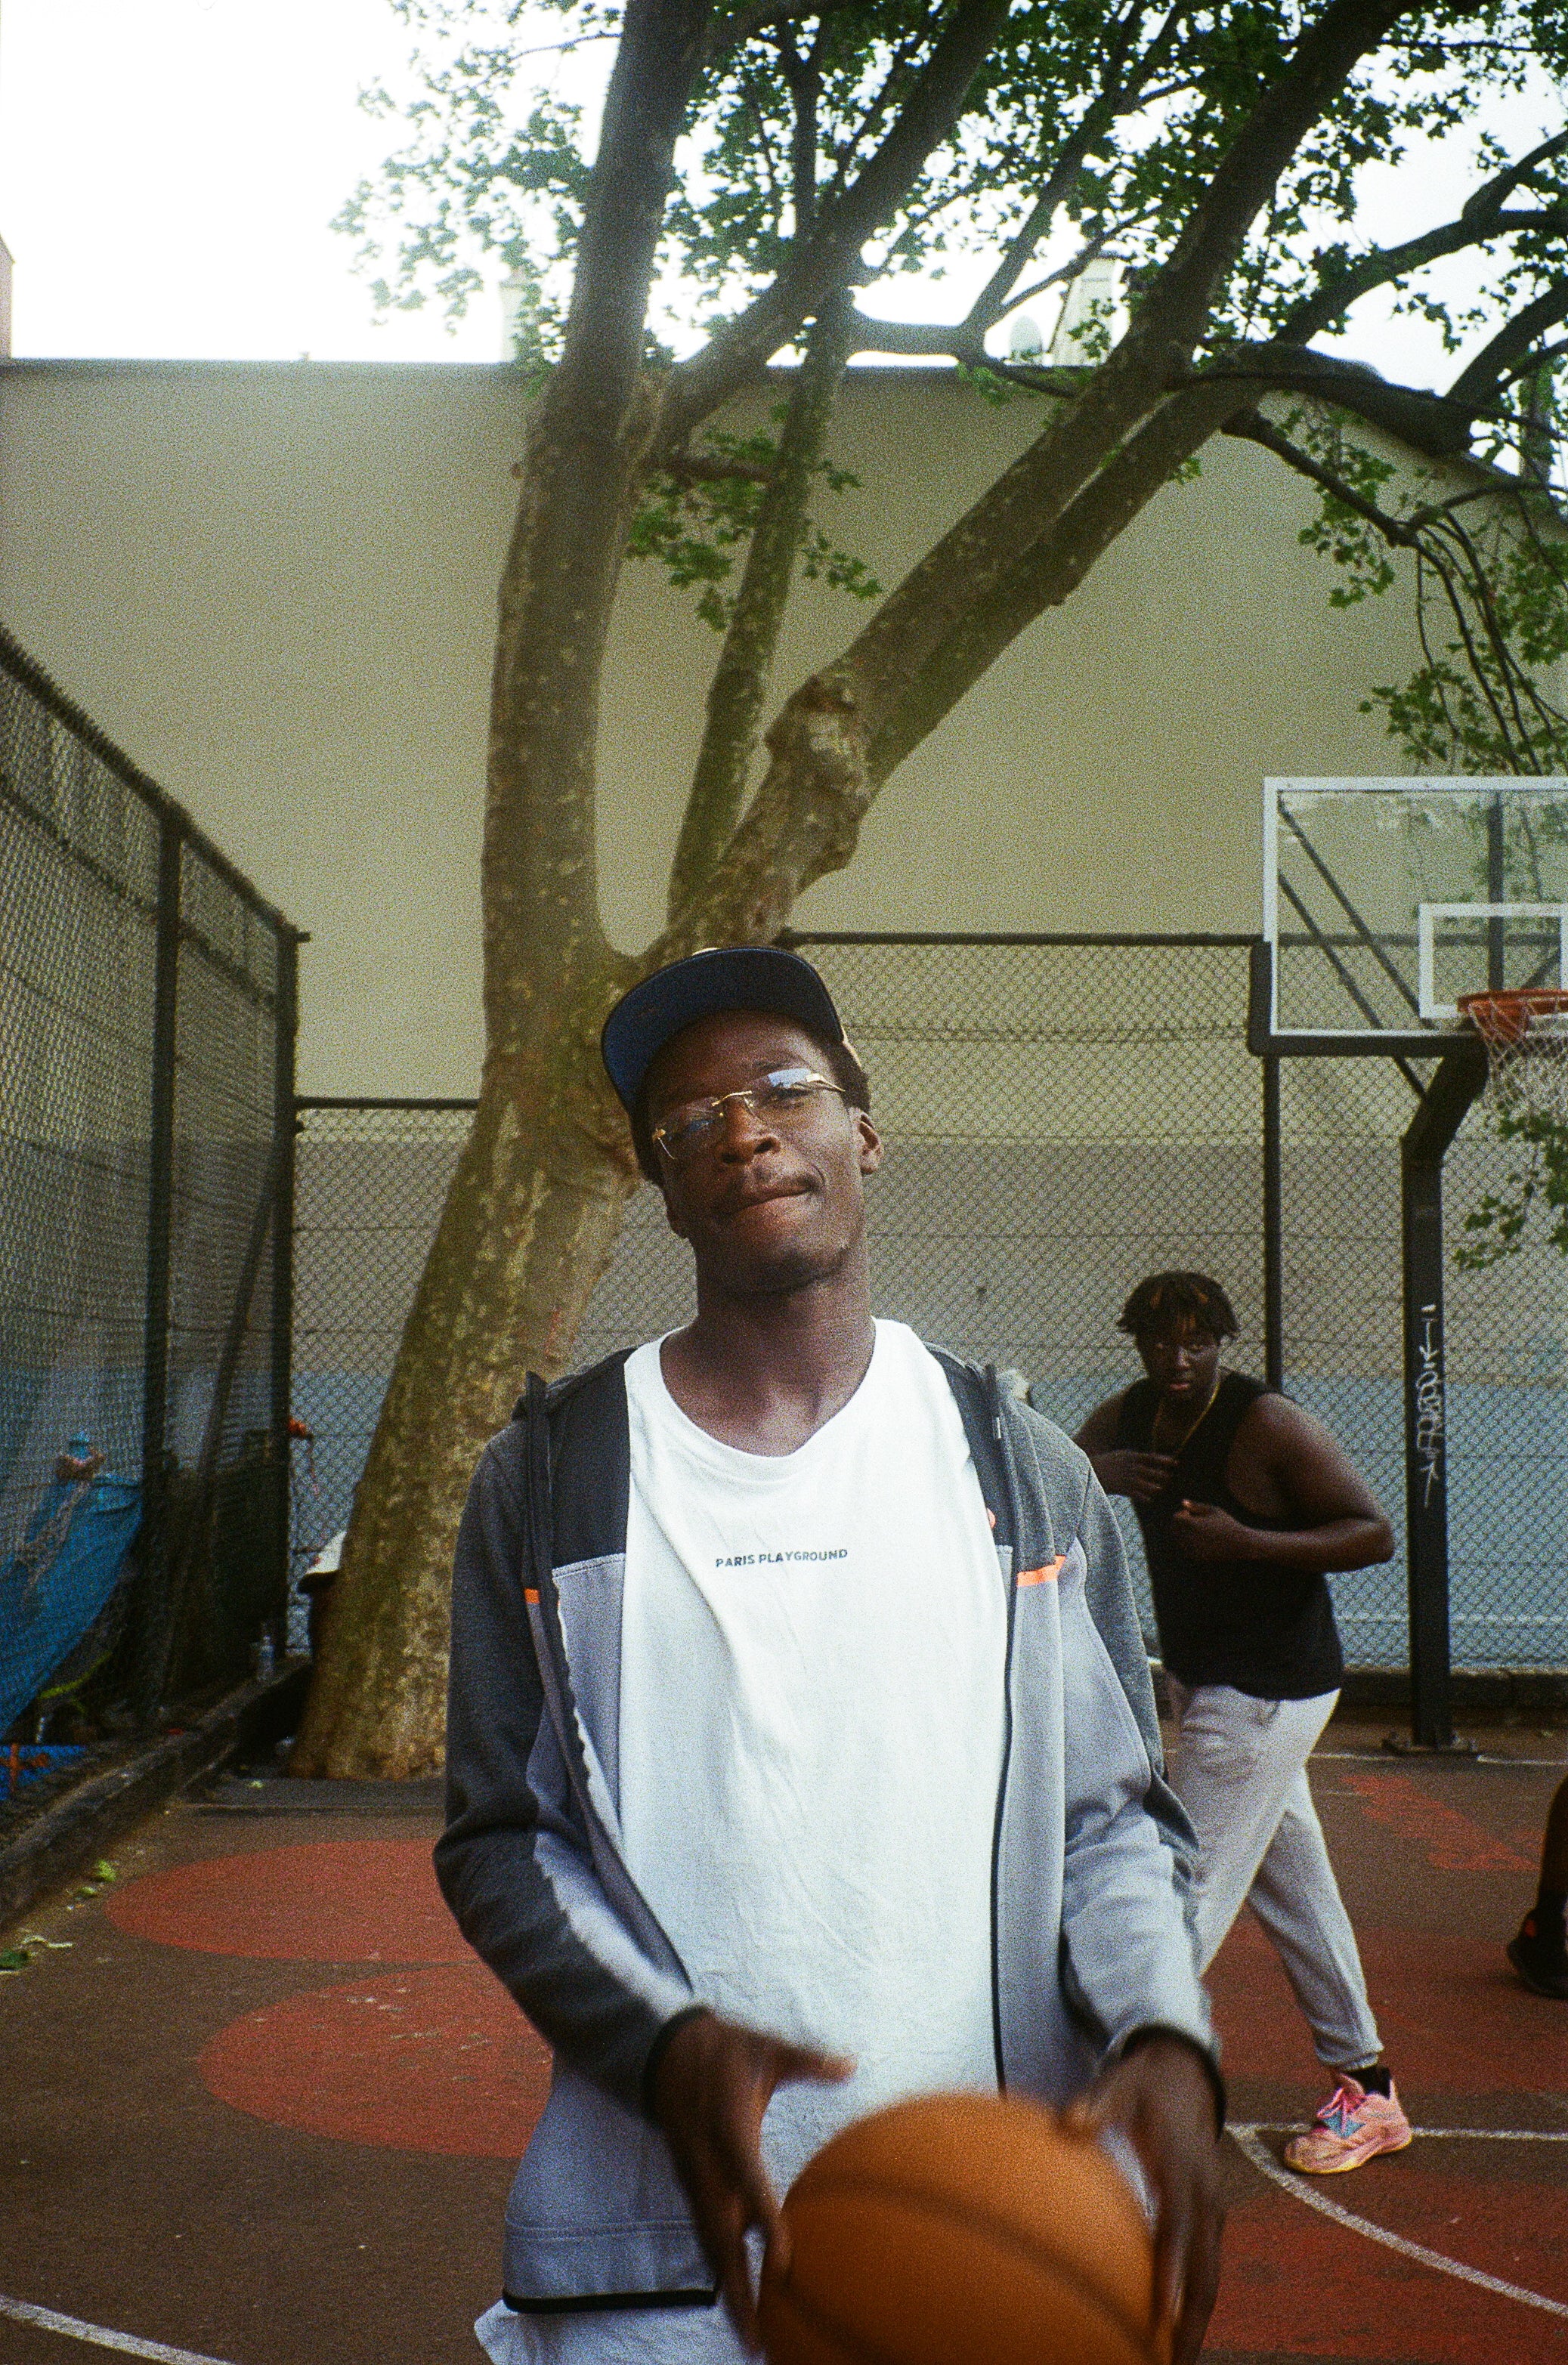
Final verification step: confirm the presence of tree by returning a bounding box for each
[292,0,1568,1775]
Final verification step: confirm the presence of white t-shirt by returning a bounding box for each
[482,1321,1007,2365]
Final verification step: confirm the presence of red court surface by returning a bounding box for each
[1,1720,1564,2365]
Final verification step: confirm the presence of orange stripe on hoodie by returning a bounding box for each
[1016,1556,1065,1587]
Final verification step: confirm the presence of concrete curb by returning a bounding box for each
[1338,1668,1568,1719]
[0,1659,311,1929]
[1151,1665,1568,1721]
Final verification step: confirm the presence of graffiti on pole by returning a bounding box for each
[1412,1300,1445,1507]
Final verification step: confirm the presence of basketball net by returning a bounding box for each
[1457,988,1568,1125]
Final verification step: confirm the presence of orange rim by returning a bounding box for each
[1457,987,1568,1046]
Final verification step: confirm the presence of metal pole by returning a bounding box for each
[269,928,300,1646]
[1262,1053,1284,1390]
[1398,1039,1486,1748]
[135,815,184,1725]
[1400,1158,1452,1746]
[1486,794,1505,990]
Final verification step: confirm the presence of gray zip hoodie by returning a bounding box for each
[436,1349,1216,2314]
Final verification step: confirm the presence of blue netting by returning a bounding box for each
[0,1468,141,1738]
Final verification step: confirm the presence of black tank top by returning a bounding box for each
[1116,1370,1343,1699]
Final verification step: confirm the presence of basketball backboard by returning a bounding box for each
[1263,778,1568,1049]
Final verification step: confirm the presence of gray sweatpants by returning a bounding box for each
[1166,1679,1381,2073]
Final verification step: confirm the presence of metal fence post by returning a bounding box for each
[1261,1051,1284,1390]
[1248,939,1286,1390]
[134,815,184,1726]
[270,927,300,1639]
[1399,1039,1486,1748]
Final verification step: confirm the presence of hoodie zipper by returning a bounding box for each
[985,1367,1025,2091]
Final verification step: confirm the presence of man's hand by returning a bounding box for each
[1169,1498,1258,1562]
[1065,2036,1225,2365]
[1091,1448,1178,1504]
[650,2008,853,2352]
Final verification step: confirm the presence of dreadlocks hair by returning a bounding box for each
[1117,1271,1239,1343]
[629,1031,872,1186]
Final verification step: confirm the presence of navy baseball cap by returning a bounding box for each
[600,946,847,1114]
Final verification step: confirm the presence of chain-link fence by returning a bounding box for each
[1277,1050,1568,1673]
[288,1099,472,1644]
[293,933,1568,1681]
[0,628,298,1764]
[293,939,1262,1653]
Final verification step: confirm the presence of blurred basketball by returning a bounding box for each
[758,2091,1167,2365]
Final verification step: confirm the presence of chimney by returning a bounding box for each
[499,271,530,361]
[1049,258,1122,365]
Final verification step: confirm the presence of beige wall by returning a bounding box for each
[1,359,1424,1096]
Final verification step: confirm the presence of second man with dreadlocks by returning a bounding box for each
[1076,1271,1408,2178]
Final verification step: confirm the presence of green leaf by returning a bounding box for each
[92,1860,117,1883]
[0,1946,30,1971]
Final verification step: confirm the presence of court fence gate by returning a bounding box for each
[0,627,301,1777]
[291,933,1568,1711]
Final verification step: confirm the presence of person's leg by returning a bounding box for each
[1245,1765,1382,2072]
[1241,1761,1413,2172]
[1171,1686,1410,2174]
[1167,1684,1338,1974]
[1545,1773,1568,1892]
[1507,1771,1568,1999]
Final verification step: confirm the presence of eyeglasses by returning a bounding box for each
[650,1068,847,1166]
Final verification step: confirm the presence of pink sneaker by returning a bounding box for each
[1283,2075,1412,2174]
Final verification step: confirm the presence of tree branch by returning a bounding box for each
[717,0,858,53]
[1124,0,1412,358]
[1281,128,1568,338]
[1191,339,1485,455]
[1283,207,1568,342]
[956,0,1197,336]
[1223,405,1428,543]
[845,312,992,360]
[831,0,1418,739]
[666,452,777,484]
[484,0,713,1046]
[650,378,1251,958]
[668,297,855,918]
[657,0,1011,448]
[867,380,1254,782]
[1224,410,1567,767]
[1495,334,1568,391]
[677,38,1511,953]
[994,228,1133,329]
[1446,278,1568,414]
[777,23,821,238]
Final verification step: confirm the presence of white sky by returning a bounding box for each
[0,0,503,360]
[0,0,1559,391]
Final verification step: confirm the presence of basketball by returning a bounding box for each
[757,2092,1166,2365]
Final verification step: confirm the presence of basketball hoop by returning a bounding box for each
[1457,988,1568,1124]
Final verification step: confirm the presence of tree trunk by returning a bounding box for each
[291,1033,637,1776]
[292,0,1424,1777]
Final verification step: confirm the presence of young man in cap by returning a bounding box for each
[438,950,1225,2365]
[1076,1272,1408,2175]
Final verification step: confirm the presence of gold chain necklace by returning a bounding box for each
[1152,1373,1221,1457]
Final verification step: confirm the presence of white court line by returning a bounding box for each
[0,2293,237,2363]
[7,2127,1563,2363]
[1231,2125,1568,2322]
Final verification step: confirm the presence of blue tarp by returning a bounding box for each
[0,1473,141,1738]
